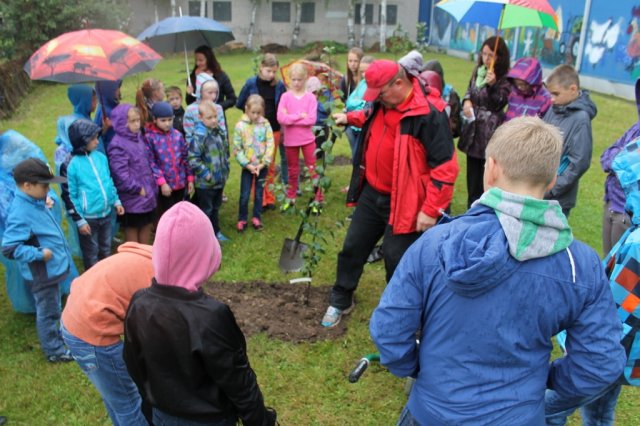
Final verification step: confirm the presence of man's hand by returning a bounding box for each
[332,113,348,126]
[115,205,125,215]
[79,224,91,236]
[42,248,53,262]
[416,212,437,232]
[161,183,172,197]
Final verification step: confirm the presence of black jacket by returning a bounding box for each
[123,281,273,425]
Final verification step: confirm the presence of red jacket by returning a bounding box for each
[346,79,459,234]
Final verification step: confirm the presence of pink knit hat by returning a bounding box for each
[152,201,221,292]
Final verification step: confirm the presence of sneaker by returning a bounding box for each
[310,205,323,216]
[321,303,355,328]
[367,245,384,263]
[263,203,276,211]
[216,232,230,242]
[280,199,295,213]
[47,350,73,363]
[346,213,354,221]
[251,217,263,230]
[237,221,247,232]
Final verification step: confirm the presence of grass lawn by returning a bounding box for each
[1,50,639,425]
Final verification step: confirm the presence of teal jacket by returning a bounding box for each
[2,191,71,284]
[188,123,230,189]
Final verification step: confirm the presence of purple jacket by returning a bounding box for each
[107,104,157,214]
[505,57,551,122]
[601,79,640,213]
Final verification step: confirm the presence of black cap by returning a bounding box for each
[13,158,66,184]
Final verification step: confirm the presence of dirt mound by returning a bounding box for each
[205,281,348,342]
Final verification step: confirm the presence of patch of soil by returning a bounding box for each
[205,281,348,342]
[332,155,352,166]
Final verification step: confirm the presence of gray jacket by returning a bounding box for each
[543,91,597,211]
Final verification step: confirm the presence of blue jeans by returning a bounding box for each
[152,408,236,426]
[238,168,268,221]
[397,405,420,426]
[24,280,65,357]
[78,216,113,270]
[61,324,148,426]
[196,187,224,235]
[545,381,623,425]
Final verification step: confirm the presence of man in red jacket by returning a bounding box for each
[321,59,459,328]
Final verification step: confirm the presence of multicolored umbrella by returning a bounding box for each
[280,60,343,96]
[24,29,162,83]
[435,0,558,31]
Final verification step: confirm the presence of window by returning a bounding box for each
[379,4,397,26]
[301,2,315,23]
[188,1,207,17]
[354,3,373,25]
[272,2,291,22]
[213,2,231,21]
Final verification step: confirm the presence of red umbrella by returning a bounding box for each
[24,29,162,83]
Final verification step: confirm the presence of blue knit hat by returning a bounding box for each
[151,101,174,119]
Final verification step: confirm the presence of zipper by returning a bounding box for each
[88,155,109,216]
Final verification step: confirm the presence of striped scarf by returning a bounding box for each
[478,188,573,261]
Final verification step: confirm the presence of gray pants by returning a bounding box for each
[602,201,630,256]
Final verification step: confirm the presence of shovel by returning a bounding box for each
[278,198,314,273]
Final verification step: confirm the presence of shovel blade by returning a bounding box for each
[279,238,308,273]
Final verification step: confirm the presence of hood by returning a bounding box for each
[95,80,121,118]
[117,241,152,259]
[440,189,573,298]
[110,103,138,140]
[68,119,100,154]
[67,84,94,119]
[613,135,640,224]
[398,50,424,78]
[506,57,543,87]
[152,201,221,292]
[423,59,445,87]
[552,90,598,119]
[195,73,217,101]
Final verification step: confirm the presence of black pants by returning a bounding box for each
[466,156,485,208]
[330,184,421,310]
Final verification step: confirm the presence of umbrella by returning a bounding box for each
[137,16,234,53]
[24,29,162,84]
[280,60,343,96]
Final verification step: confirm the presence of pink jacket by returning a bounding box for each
[277,91,317,147]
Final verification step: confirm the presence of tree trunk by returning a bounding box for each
[291,2,302,48]
[248,2,258,49]
[347,0,356,48]
[170,0,176,17]
[359,1,366,49]
[200,0,205,17]
[379,0,387,52]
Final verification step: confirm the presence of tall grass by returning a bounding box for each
[0,50,638,425]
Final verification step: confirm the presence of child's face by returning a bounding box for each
[152,83,165,102]
[347,53,360,73]
[512,78,532,95]
[127,109,142,133]
[259,65,278,82]
[201,85,219,102]
[91,93,98,113]
[155,116,174,132]
[21,182,49,200]
[481,45,496,68]
[86,137,99,152]
[246,104,264,124]
[359,62,371,76]
[167,92,182,110]
[546,83,578,106]
[199,108,218,129]
[289,73,306,92]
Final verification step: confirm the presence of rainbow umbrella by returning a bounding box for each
[435,0,558,31]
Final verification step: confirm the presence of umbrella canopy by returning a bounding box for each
[436,0,558,31]
[137,16,234,52]
[280,60,343,95]
[24,29,162,83]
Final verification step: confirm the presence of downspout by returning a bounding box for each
[575,0,593,72]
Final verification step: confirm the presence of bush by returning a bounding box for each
[303,40,349,55]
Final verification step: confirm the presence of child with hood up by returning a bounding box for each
[123,201,277,426]
[505,57,552,122]
[54,84,97,169]
[94,80,122,153]
[107,104,157,244]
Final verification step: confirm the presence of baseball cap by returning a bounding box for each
[362,60,401,102]
[13,158,66,184]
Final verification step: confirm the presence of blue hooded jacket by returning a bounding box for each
[94,80,122,153]
[370,203,625,425]
[54,85,95,168]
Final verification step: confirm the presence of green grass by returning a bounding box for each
[1,50,639,424]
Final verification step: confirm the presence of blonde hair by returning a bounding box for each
[485,116,562,187]
[546,64,580,89]
[199,79,220,102]
[288,63,308,80]
[198,101,217,116]
[245,94,265,112]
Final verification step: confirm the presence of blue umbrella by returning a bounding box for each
[137,16,234,53]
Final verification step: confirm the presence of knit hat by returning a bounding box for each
[152,201,221,292]
[363,60,400,102]
[306,76,322,93]
[151,101,174,119]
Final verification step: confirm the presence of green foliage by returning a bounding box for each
[387,24,415,58]
[302,40,349,55]
[0,0,132,60]
[416,22,428,49]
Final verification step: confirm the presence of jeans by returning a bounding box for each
[78,216,113,270]
[545,381,623,426]
[602,201,630,254]
[397,405,420,426]
[345,127,360,162]
[24,280,65,357]
[61,324,148,426]
[239,168,268,221]
[330,183,420,309]
[152,408,236,426]
[196,187,224,234]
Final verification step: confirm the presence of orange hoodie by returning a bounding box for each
[61,242,154,346]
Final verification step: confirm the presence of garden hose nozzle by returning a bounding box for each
[348,353,380,383]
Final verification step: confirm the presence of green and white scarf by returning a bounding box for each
[478,188,573,261]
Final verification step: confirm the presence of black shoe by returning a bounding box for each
[263,204,276,211]
[366,245,384,263]
[47,350,73,363]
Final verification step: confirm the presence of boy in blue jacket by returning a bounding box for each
[1,158,73,362]
[60,119,124,270]
[370,117,625,426]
